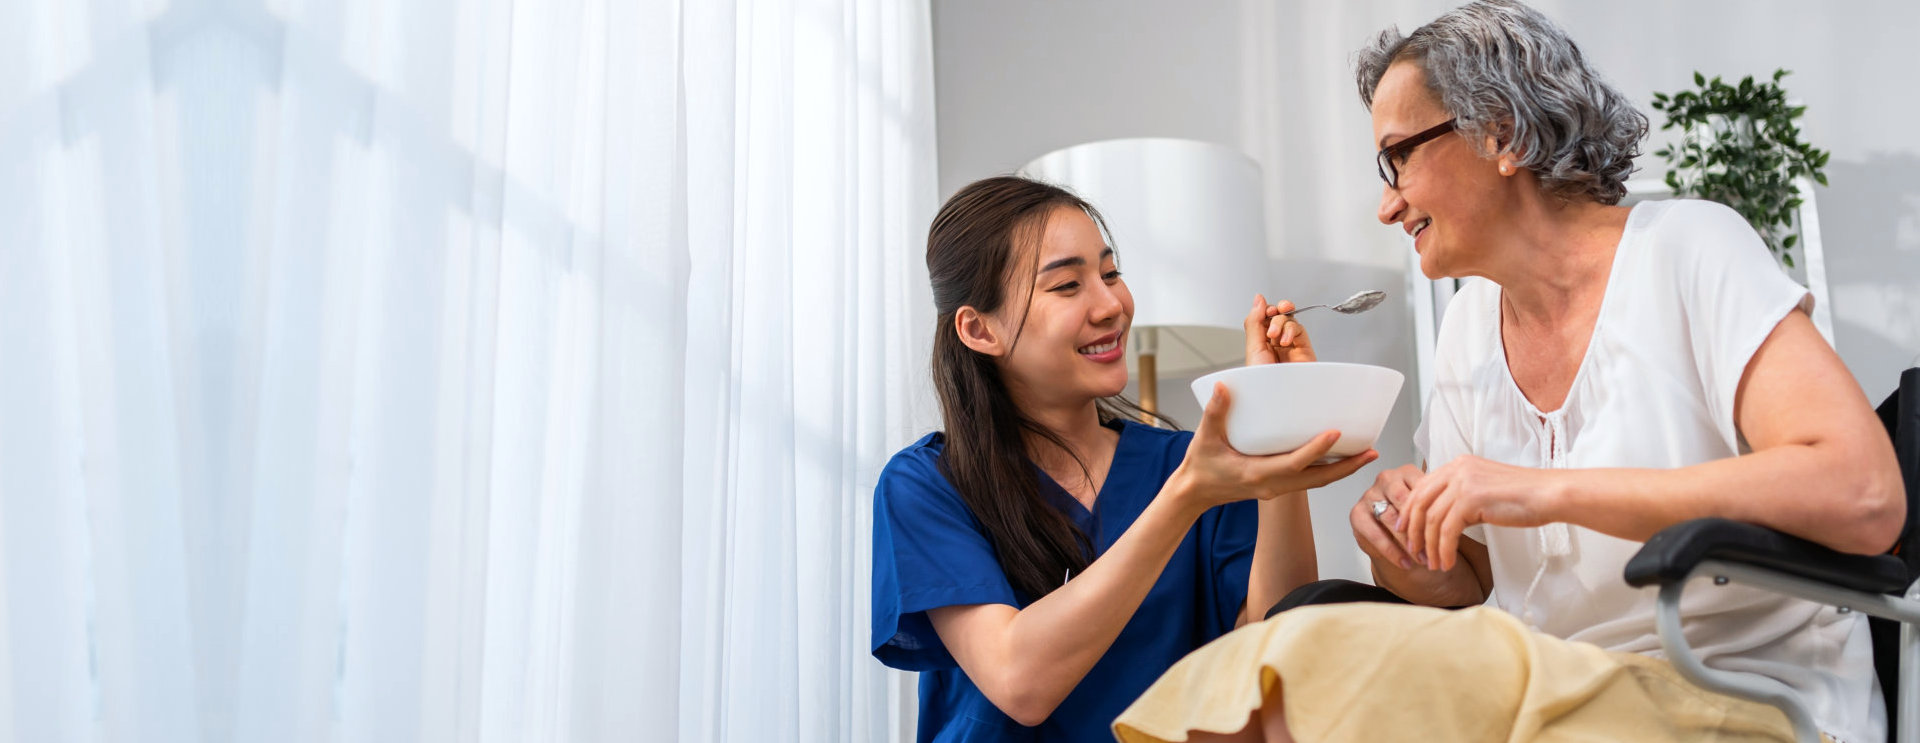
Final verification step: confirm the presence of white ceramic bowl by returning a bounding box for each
[1189,362,1405,458]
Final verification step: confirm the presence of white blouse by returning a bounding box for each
[1417,198,1880,742]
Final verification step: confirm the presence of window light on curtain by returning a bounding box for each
[0,0,936,741]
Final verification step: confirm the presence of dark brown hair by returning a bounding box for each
[927,175,1162,602]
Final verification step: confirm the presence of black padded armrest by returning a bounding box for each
[1624,517,1908,594]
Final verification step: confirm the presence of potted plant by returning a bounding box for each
[1650,69,1831,268]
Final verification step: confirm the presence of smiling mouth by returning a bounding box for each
[1077,337,1120,355]
[1410,218,1431,239]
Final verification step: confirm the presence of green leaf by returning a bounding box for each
[1784,234,1799,249]
[1695,71,1706,86]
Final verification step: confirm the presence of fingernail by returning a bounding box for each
[1413,553,1427,566]
[1399,558,1412,570]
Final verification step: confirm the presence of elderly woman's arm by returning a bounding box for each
[1401,309,1905,571]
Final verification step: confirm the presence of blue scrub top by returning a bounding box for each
[871,418,1255,742]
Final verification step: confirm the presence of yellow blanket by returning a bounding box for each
[1114,603,1803,743]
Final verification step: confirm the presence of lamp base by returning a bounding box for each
[1137,352,1158,426]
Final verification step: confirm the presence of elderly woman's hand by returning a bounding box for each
[1398,455,1560,571]
[1242,295,1317,366]
[1351,464,1423,571]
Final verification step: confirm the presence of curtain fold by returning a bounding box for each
[0,0,935,740]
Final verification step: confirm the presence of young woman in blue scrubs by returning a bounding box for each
[870,176,1378,741]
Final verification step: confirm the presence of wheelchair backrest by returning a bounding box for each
[1872,368,1920,738]
[1885,368,1920,579]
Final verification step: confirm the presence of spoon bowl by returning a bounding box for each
[1290,290,1386,315]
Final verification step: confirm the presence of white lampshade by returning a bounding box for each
[1021,138,1273,375]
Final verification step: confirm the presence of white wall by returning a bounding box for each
[933,0,1920,581]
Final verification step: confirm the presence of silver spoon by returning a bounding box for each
[1288,290,1386,315]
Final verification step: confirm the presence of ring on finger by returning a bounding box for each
[1369,499,1391,518]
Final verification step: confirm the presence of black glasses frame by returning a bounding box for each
[1376,119,1457,189]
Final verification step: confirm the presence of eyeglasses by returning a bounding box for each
[1375,118,1457,190]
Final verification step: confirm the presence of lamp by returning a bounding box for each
[1021,138,1273,421]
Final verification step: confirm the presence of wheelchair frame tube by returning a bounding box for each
[1690,561,1920,625]
[1903,577,1920,743]
[1663,559,1920,743]
[1655,578,1822,743]
[1691,560,1920,743]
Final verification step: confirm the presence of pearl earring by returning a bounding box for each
[1499,164,1511,175]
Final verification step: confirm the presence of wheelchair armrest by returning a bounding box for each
[1624,517,1908,594]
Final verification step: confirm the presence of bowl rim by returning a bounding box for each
[1192,361,1405,386]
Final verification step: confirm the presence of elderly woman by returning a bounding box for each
[1110,2,1904,742]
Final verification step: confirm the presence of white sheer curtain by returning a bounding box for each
[0,0,934,740]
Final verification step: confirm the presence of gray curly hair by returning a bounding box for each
[1356,0,1647,204]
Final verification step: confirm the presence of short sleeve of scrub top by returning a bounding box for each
[869,434,1022,672]
[871,422,1257,742]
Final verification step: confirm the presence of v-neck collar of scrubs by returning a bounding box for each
[1034,418,1133,542]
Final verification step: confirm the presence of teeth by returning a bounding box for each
[1078,340,1118,355]
[1412,219,1431,238]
